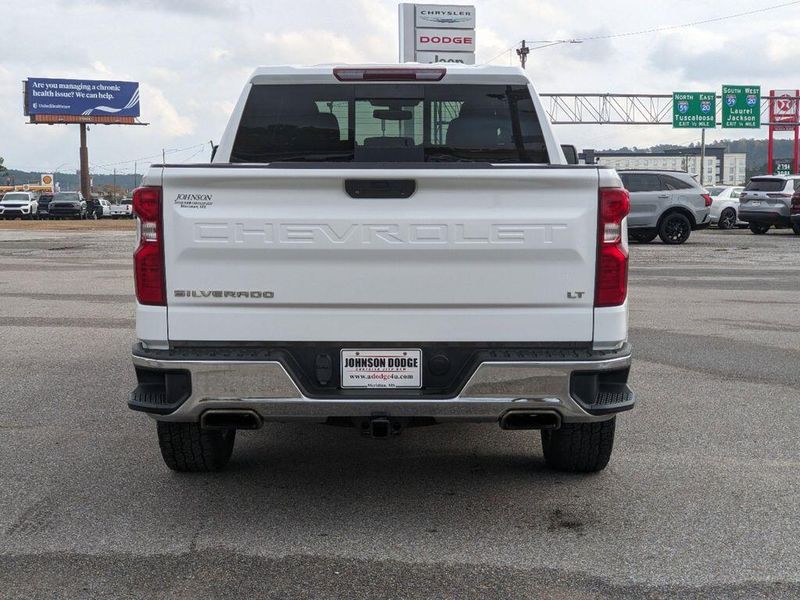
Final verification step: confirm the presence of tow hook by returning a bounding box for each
[363,417,401,438]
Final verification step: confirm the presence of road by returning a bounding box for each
[1,227,799,599]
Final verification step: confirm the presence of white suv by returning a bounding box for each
[0,192,39,220]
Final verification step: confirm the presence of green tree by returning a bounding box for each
[0,156,7,175]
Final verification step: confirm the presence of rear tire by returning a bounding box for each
[718,208,737,230]
[541,419,615,473]
[156,421,236,472]
[749,223,770,235]
[628,230,658,244]
[792,223,800,235]
[658,213,692,244]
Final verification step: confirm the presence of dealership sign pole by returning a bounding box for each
[23,78,146,206]
[768,89,799,175]
[399,3,476,64]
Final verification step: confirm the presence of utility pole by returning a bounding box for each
[516,40,530,69]
[113,168,117,202]
[699,128,706,186]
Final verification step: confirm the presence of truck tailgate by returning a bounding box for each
[160,166,600,342]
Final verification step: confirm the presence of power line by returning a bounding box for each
[92,143,207,170]
[527,0,800,43]
[487,0,800,65]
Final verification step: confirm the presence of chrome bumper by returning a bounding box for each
[132,353,632,424]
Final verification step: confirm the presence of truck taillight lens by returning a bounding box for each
[596,187,630,308]
[132,186,165,306]
[702,193,713,207]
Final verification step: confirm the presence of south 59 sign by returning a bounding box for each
[673,92,716,128]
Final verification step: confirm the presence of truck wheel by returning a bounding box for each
[792,223,800,235]
[749,223,770,235]
[718,208,737,230]
[156,421,235,472]
[541,419,615,473]
[658,213,692,244]
[628,230,658,244]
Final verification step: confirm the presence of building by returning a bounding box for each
[582,147,747,186]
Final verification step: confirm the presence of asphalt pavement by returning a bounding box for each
[1,227,799,599]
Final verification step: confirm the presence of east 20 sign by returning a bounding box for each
[673,92,716,128]
[722,85,760,129]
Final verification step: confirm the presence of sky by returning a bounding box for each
[2,0,800,174]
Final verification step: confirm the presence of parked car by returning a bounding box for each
[739,175,800,234]
[707,185,745,229]
[129,64,635,474]
[790,190,800,234]
[95,198,112,218]
[109,200,133,219]
[48,192,87,219]
[37,193,54,218]
[0,191,39,220]
[619,170,712,244]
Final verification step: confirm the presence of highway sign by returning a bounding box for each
[722,85,760,128]
[673,92,716,128]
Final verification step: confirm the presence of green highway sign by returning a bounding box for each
[722,85,761,128]
[673,92,716,128]
[773,159,793,175]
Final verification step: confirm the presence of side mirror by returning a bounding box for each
[561,144,579,165]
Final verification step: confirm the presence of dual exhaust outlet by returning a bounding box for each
[198,409,562,432]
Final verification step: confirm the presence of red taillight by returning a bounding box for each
[596,188,630,308]
[132,186,165,306]
[333,67,446,81]
[702,193,713,207]
[792,192,800,214]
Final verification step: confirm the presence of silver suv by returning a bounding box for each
[739,175,800,235]
[619,170,711,244]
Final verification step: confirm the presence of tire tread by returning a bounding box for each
[156,421,235,472]
[541,419,615,473]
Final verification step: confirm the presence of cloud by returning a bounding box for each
[140,84,194,137]
[61,0,247,17]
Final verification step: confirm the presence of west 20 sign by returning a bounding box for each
[722,85,760,128]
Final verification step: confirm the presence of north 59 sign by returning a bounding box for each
[673,92,716,128]
[722,85,760,128]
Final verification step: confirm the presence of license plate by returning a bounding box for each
[340,349,422,389]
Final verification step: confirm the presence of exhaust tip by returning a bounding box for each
[499,410,561,431]
[201,409,262,430]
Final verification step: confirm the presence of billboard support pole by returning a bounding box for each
[79,123,91,205]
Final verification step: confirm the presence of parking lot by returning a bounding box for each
[1,225,799,598]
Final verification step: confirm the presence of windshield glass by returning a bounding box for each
[54,193,80,202]
[1,193,29,202]
[231,83,549,164]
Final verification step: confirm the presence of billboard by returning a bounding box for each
[399,3,475,65]
[24,78,140,124]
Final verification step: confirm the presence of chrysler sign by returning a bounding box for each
[415,5,475,29]
[399,3,476,65]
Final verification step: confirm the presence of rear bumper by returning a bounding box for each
[739,209,790,226]
[130,344,634,424]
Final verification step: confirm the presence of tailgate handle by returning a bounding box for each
[345,179,415,199]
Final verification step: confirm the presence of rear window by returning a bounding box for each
[230,83,548,164]
[707,187,725,196]
[745,178,786,192]
[660,175,694,190]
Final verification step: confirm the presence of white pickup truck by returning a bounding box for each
[130,65,634,473]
